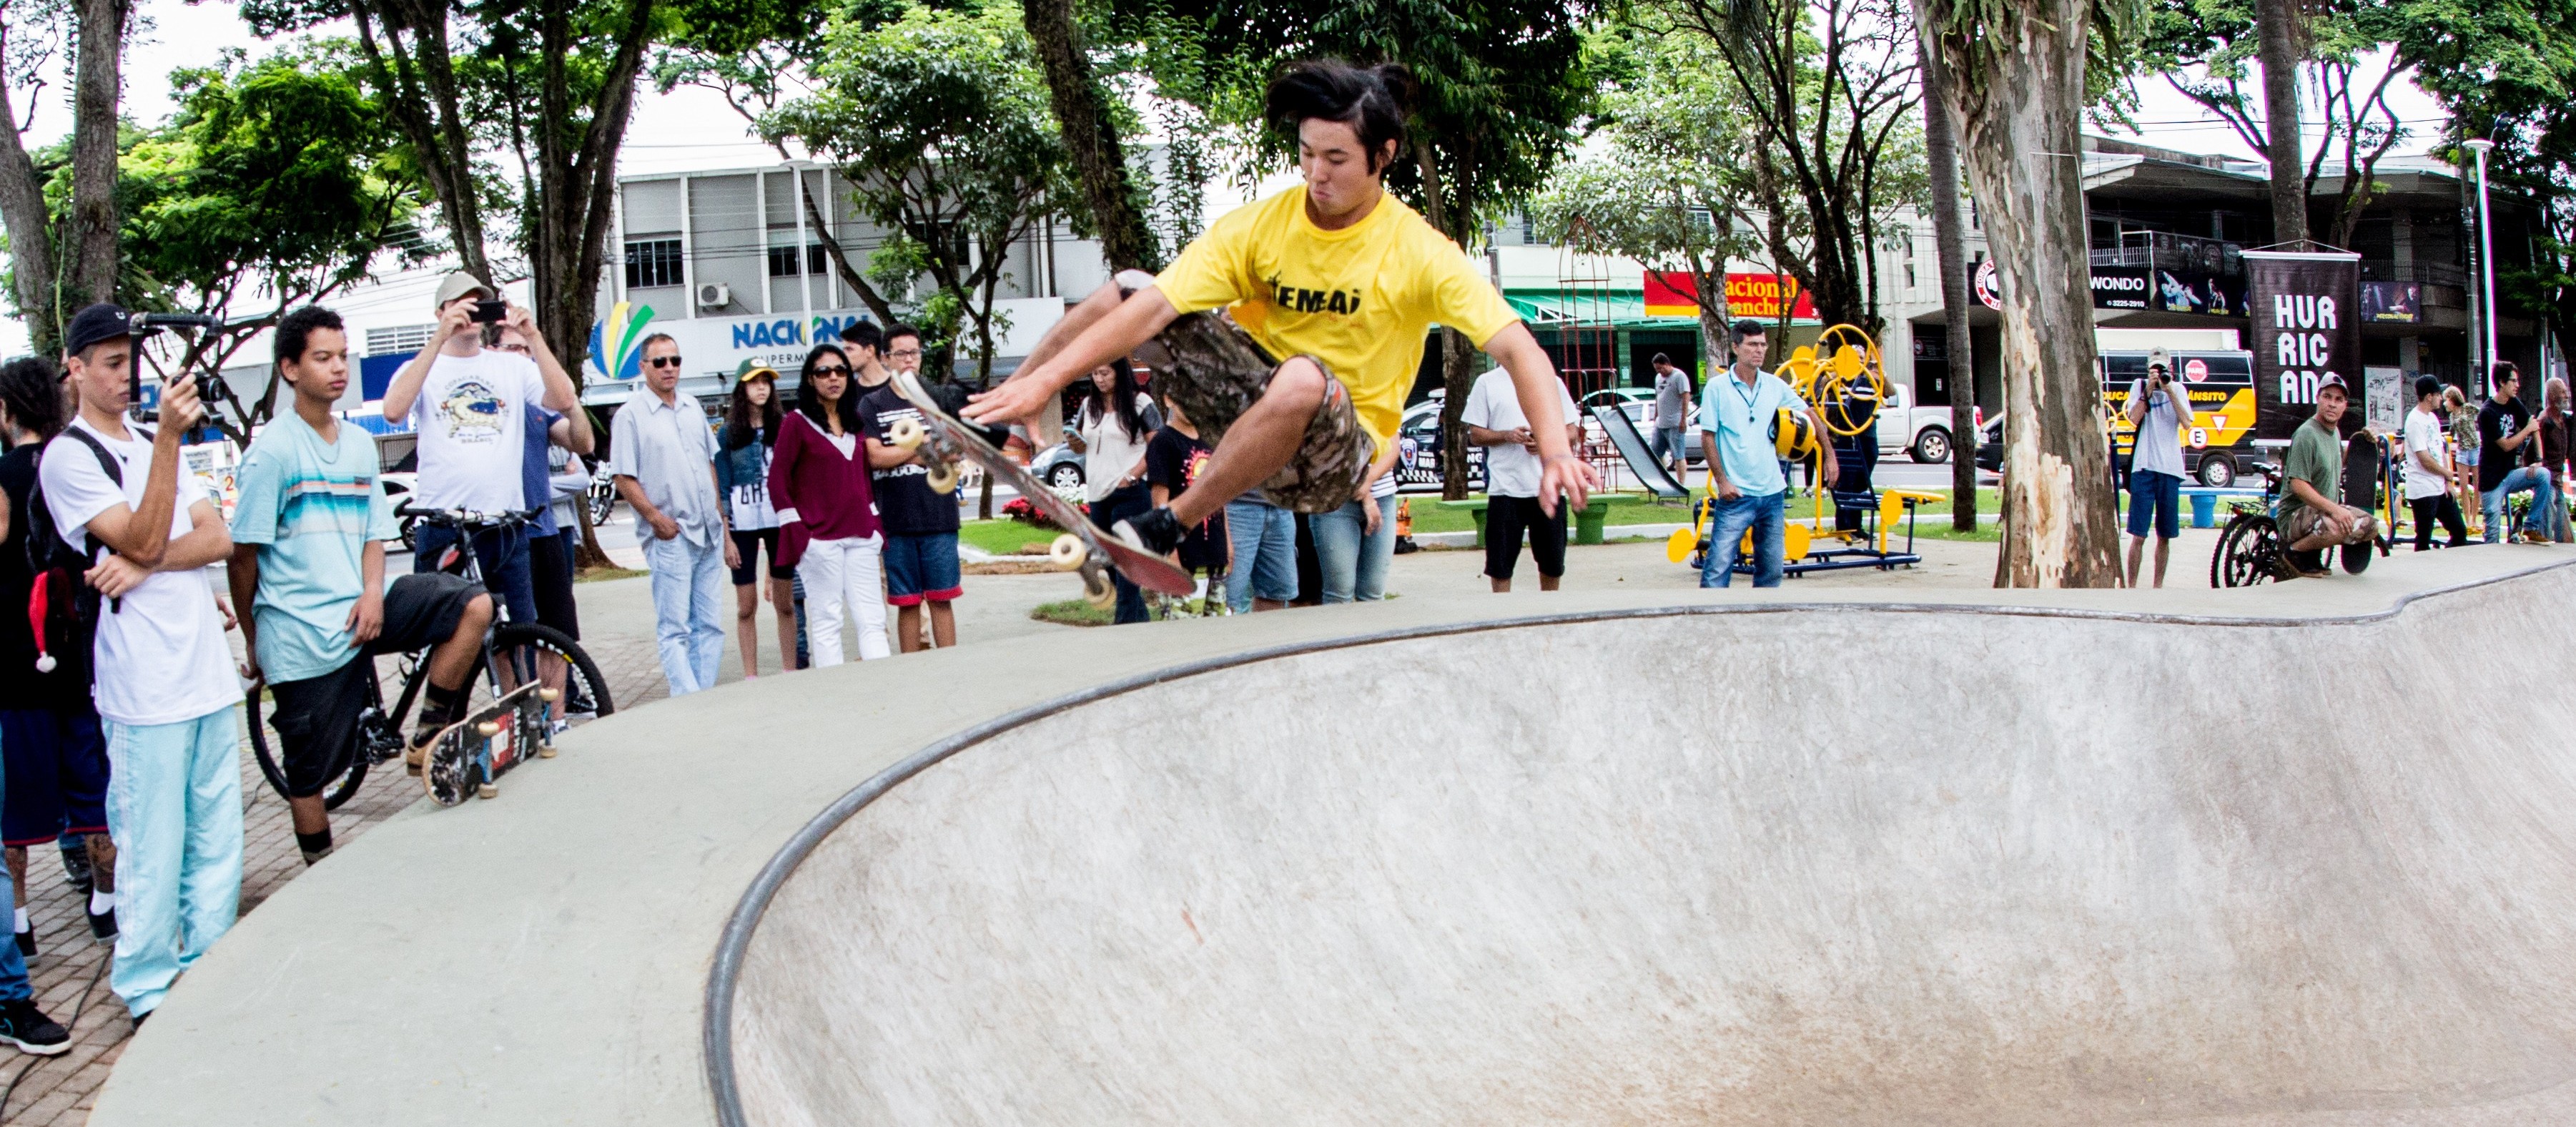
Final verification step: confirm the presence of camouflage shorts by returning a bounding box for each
[1119,274,1373,514]
[2280,503,2377,546]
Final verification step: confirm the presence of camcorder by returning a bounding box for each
[124,312,250,443]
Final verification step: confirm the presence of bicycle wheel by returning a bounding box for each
[244,685,371,812]
[2209,514,2280,588]
[473,622,616,724]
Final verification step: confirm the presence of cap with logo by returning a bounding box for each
[61,303,134,356]
[2316,373,2349,395]
[433,270,495,309]
[734,359,777,384]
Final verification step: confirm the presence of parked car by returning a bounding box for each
[1862,383,1971,464]
[2099,350,2258,488]
[1395,396,1484,492]
[1030,442,1086,496]
[381,471,420,551]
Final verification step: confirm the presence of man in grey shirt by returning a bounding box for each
[611,333,736,695]
[1649,353,1693,480]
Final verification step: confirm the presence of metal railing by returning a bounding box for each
[2087,231,2244,277]
[2359,259,2469,289]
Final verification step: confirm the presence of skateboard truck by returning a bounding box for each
[886,417,963,495]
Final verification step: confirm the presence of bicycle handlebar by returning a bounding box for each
[394,504,547,531]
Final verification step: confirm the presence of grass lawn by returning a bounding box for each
[963,518,1069,556]
[1030,598,1113,626]
[575,566,649,583]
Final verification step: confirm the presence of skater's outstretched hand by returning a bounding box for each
[964,376,1054,430]
[1539,454,1599,517]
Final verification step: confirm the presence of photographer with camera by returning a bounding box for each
[39,303,242,1027]
[379,272,585,628]
[2122,355,2199,588]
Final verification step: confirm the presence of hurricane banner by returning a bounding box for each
[2246,251,2362,441]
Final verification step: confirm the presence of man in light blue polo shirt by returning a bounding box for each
[1697,320,1838,588]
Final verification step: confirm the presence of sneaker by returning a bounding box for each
[59,845,94,895]
[300,844,335,866]
[87,902,115,942]
[1112,507,1185,556]
[0,999,69,1055]
[11,927,31,960]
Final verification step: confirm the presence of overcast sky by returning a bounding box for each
[0,1,2461,358]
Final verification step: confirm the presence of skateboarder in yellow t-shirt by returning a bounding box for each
[964,59,1598,554]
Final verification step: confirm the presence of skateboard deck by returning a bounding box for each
[886,369,1195,599]
[423,680,550,807]
[2339,430,2386,574]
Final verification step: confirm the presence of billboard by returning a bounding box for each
[1643,271,1817,321]
[2090,266,2151,310]
[2360,281,2421,324]
[2246,250,2362,441]
[2150,270,2248,317]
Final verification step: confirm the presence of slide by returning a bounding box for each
[1588,403,1689,498]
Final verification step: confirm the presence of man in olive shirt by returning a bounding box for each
[2276,374,2377,577]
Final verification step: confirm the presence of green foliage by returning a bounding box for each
[762,2,1079,383]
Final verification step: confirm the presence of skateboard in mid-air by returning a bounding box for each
[883,368,1195,609]
[422,681,553,806]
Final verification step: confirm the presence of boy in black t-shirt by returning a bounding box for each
[2475,364,2548,543]
[857,384,964,651]
[1145,400,1230,580]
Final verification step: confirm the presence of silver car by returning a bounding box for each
[1030,443,1086,496]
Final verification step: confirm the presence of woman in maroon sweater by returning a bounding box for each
[768,344,889,664]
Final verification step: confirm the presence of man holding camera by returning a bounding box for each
[2122,356,2199,588]
[380,272,586,627]
[41,304,242,1025]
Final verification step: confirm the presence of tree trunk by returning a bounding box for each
[352,0,490,281]
[529,0,656,382]
[2256,0,2308,246]
[0,23,62,353]
[65,0,129,311]
[1021,0,1159,272]
[1920,37,1980,532]
[1920,0,2121,588]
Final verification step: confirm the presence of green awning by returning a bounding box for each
[1504,290,1697,328]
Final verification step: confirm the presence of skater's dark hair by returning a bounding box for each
[795,343,863,434]
[1266,59,1412,172]
[273,305,345,373]
[725,369,782,449]
[839,320,885,357]
[2491,361,2520,390]
[1729,320,1766,344]
[0,355,65,446]
[1652,352,1671,366]
[1085,357,1151,444]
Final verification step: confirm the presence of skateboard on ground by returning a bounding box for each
[422,680,553,806]
[884,368,1195,609]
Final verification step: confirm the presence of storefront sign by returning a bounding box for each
[1643,271,1817,321]
[2246,250,2362,441]
[2090,266,2151,310]
[1973,257,2001,310]
[2359,281,2420,324]
[2149,270,2248,318]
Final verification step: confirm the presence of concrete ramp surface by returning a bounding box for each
[724,558,2576,1126]
[84,550,2576,1127]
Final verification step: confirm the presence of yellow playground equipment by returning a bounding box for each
[1664,324,1941,577]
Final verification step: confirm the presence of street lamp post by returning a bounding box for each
[2464,137,2497,396]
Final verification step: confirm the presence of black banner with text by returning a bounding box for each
[2246,251,2362,441]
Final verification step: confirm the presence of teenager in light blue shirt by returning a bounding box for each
[1697,320,1838,588]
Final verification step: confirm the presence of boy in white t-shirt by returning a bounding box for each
[2402,375,2469,550]
[379,272,586,627]
[39,304,241,1026]
[1462,365,1580,593]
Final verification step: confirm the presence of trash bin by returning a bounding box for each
[1574,495,1611,546]
[2188,491,2219,529]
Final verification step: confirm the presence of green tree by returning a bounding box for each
[108,46,428,421]
[762,3,1080,388]
[0,0,134,353]
[2405,0,2576,348]
[1916,0,2142,587]
[1535,29,1765,375]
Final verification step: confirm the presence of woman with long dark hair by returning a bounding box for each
[767,343,888,664]
[716,364,796,674]
[1067,358,1160,623]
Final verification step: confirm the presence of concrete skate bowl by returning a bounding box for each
[714,556,2576,1127]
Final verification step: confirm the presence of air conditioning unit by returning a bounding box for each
[695,282,732,310]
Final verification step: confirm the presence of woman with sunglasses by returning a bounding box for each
[767,343,889,664]
[718,363,797,674]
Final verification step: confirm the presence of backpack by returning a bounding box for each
[21,425,146,686]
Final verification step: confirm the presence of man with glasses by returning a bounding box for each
[611,334,734,695]
[380,272,583,631]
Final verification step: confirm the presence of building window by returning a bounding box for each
[626,238,683,288]
[809,244,829,276]
[770,243,830,278]
[367,323,433,357]
[1521,212,1534,244]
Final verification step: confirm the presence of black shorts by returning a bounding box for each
[529,528,581,641]
[267,656,374,798]
[1484,494,1566,581]
[731,527,791,586]
[372,571,486,654]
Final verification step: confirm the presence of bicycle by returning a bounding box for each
[246,508,615,809]
[2209,463,2287,588]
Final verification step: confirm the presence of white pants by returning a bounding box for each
[798,534,889,666]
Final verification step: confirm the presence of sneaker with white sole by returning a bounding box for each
[1112,507,1185,556]
[0,999,69,1055]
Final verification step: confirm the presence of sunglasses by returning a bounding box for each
[647,356,684,369]
[811,365,850,377]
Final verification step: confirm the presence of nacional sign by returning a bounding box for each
[2245,250,2362,441]
[1643,270,1818,321]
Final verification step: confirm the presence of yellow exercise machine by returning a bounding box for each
[1664,324,1938,576]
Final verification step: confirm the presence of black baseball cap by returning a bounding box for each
[2415,375,2443,400]
[62,303,133,356]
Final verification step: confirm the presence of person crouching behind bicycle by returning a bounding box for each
[227,307,495,865]
[2273,373,2378,578]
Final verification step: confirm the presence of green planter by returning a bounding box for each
[1437,498,1491,548]
[1574,496,1611,546]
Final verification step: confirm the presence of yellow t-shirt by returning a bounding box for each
[1153,187,1520,448]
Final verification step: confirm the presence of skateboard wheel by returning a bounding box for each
[538,744,558,759]
[1083,571,1117,610]
[477,783,498,800]
[538,687,561,703]
[1050,533,1087,569]
[889,418,925,449]
[926,462,959,493]
[476,720,501,738]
